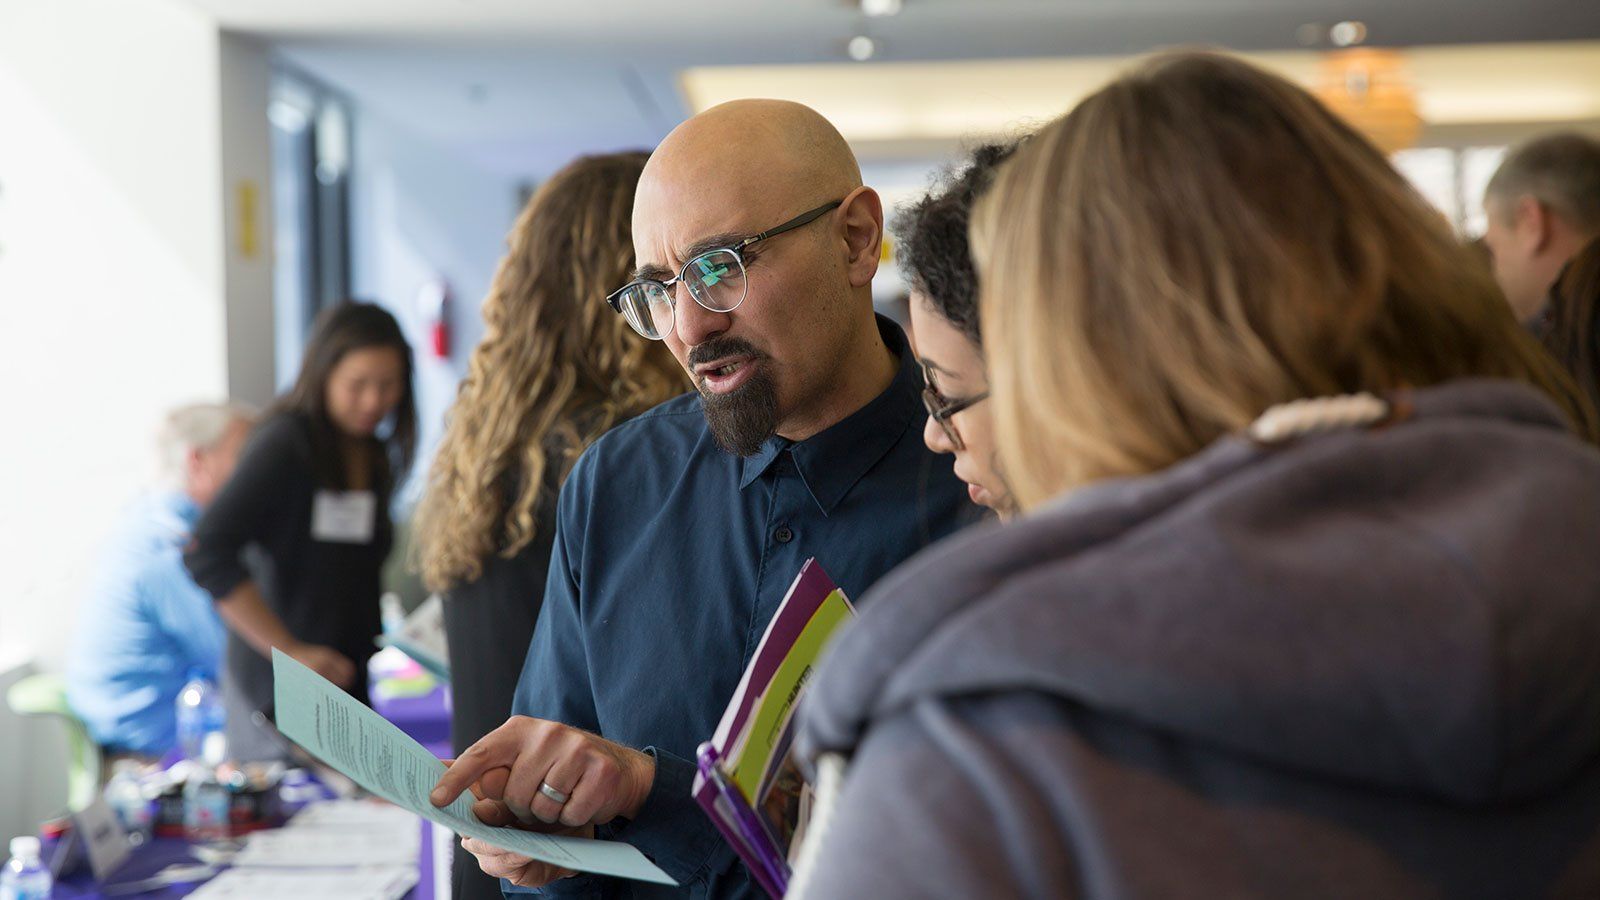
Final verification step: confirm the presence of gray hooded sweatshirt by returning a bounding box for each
[794,379,1600,899]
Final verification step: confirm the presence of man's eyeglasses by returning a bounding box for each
[920,361,988,451]
[606,199,844,341]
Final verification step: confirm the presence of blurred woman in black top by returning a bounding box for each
[411,151,685,900]
[186,302,416,758]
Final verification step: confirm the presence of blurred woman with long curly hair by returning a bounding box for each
[411,150,685,900]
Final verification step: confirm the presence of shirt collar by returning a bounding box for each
[739,315,923,516]
[154,490,202,535]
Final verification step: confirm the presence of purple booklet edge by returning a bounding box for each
[694,766,783,898]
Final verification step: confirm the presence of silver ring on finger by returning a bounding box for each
[538,782,570,806]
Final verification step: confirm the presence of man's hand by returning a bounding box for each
[457,798,591,887]
[430,716,656,828]
[290,642,356,688]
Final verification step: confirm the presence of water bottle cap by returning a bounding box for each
[9,836,39,859]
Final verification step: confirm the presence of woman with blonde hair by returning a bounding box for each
[794,53,1600,898]
[411,151,685,900]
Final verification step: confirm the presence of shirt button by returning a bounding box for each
[773,526,794,544]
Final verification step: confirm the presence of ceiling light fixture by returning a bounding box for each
[848,34,877,62]
[861,0,903,16]
[1330,20,1368,48]
[1313,48,1420,152]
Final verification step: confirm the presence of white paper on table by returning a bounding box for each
[286,799,419,832]
[186,865,416,900]
[72,795,133,881]
[271,650,676,886]
[233,829,418,868]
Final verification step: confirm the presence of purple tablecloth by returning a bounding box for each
[54,837,204,899]
[372,684,452,753]
[55,824,438,900]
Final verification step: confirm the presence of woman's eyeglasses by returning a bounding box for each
[920,361,988,451]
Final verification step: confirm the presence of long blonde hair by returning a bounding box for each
[413,152,686,591]
[972,52,1596,512]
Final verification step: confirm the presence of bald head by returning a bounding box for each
[625,99,895,451]
[635,99,862,242]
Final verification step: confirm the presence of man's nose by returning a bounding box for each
[674,284,732,347]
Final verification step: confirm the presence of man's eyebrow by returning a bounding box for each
[633,231,749,282]
[633,261,673,282]
[917,355,952,376]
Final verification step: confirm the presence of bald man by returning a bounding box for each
[432,101,981,898]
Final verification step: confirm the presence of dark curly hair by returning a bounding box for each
[892,140,1024,346]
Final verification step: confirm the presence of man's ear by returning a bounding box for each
[838,186,884,289]
[183,446,207,489]
[1516,195,1554,253]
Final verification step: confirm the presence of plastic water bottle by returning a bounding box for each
[380,591,405,635]
[0,836,52,900]
[175,669,226,763]
[177,670,231,844]
[182,763,233,844]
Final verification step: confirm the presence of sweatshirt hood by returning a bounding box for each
[799,379,1600,804]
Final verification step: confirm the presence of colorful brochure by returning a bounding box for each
[693,559,854,899]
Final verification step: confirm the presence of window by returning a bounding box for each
[269,69,354,388]
[1391,145,1508,238]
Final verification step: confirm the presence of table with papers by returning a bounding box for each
[53,800,431,900]
[189,800,421,900]
[52,661,459,900]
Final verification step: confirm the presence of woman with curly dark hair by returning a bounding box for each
[894,140,1023,517]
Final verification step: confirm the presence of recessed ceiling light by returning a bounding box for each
[861,0,903,16]
[848,35,877,62]
[1330,21,1367,47]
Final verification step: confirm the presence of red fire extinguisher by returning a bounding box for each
[418,278,452,360]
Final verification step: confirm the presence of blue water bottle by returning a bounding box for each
[0,836,52,900]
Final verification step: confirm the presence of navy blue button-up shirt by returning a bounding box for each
[509,317,982,898]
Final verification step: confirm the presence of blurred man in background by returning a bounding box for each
[67,402,254,759]
[1483,131,1600,322]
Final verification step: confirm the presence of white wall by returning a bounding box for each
[0,0,270,841]
[0,0,228,671]
[347,110,520,506]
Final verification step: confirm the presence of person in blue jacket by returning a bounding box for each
[67,402,253,758]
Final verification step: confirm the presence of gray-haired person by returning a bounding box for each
[1483,131,1600,321]
[66,402,254,758]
